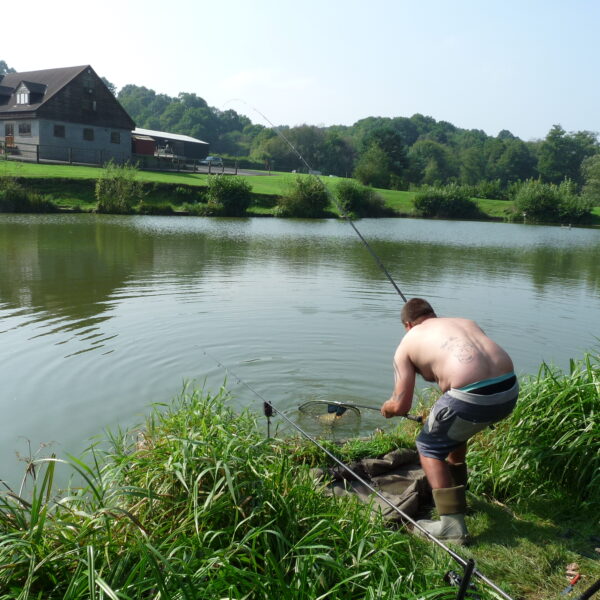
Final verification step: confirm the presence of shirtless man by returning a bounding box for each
[381,298,518,544]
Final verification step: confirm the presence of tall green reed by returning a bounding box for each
[1,387,450,599]
[468,352,600,506]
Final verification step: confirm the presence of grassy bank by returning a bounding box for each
[0,161,518,220]
[1,353,599,599]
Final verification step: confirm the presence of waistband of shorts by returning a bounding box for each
[447,380,519,405]
[457,372,516,392]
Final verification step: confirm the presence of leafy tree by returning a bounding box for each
[408,140,458,184]
[495,138,537,184]
[581,154,600,205]
[353,144,392,188]
[361,127,408,178]
[0,60,16,75]
[537,125,598,185]
[101,77,117,96]
[460,145,486,185]
[320,131,355,177]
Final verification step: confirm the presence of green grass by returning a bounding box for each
[1,353,599,599]
[1,161,598,225]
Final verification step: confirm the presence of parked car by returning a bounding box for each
[200,156,223,167]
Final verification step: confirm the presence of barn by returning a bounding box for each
[132,128,209,161]
[0,65,134,164]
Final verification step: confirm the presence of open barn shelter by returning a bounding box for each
[132,127,209,162]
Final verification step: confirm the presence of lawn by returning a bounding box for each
[2,160,598,224]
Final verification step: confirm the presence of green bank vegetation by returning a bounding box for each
[1,353,599,599]
[1,161,599,224]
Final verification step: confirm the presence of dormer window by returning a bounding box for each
[17,90,29,104]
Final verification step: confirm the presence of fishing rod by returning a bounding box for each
[202,348,515,600]
[229,99,408,303]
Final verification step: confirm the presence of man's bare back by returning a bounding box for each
[382,313,514,418]
[401,317,513,392]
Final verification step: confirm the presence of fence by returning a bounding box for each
[0,140,233,174]
[0,140,130,167]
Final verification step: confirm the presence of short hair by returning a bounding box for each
[401,298,436,325]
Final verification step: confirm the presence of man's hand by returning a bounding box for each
[380,398,407,418]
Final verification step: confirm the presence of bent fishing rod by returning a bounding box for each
[202,348,514,600]
[229,100,408,303]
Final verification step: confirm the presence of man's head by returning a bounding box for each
[401,298,436,328]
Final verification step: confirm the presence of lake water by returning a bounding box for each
[1,214,599,486]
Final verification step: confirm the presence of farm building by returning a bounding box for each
[132,128,209,161]
[0,65,134,164]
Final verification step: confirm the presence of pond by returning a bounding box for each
[1,214,599,486]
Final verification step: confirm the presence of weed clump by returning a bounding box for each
[334,179,389,218]
[205,175,252,216]
[413,184,482,219]
[276,175,329,218]
[95,160,145,214]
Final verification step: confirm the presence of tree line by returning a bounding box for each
[3,60,600,206]
[114,84,600,205]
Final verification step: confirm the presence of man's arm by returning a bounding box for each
[381,344,416,418]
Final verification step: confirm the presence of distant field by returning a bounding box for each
[3,160,597,224]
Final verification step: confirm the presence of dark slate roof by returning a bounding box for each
[20,81,48,95]
[0,65,88,113]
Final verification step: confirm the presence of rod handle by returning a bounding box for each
[405,414,423,423]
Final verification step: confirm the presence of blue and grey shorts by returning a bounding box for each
[416,373,519,461]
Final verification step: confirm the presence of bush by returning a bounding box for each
[206,175,252,216]
[412,184,481,219]
[334,179,388,218]
[512,178,593,224]
[473,179,506,200]
[557,179,593,223]
[95,160,145,214]
[276,175,329,218]
[0,177,58,213]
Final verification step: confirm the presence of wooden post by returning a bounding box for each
[36,145,40,163]
[68,148,72,164]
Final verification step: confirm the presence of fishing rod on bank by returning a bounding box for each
[201,348,515,600]
[228,99,408,303]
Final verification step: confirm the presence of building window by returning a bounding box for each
[17,91,29,104]
[54,124,65,138]
[18,122,31,136]
[83,128,94,141]
[5,123,14,136]
[110,131,121,144]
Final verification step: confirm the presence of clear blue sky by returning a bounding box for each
[4,0,600,141]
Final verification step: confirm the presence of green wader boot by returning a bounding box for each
[448,462,468,488]
[416,485,469,545]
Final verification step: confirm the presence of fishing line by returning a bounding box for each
[201,348,514,600]
[226,99,408,303]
